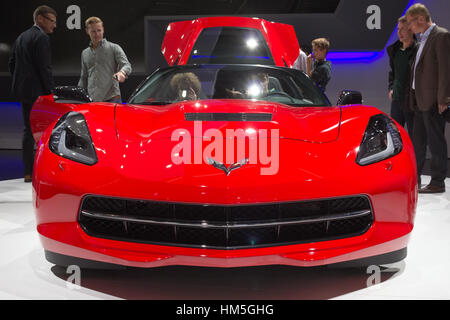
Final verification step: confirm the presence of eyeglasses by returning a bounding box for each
[42,15,56,24]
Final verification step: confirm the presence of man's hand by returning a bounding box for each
[389,90,393,101]
[438,104,447,114]
[225,88,245,99]
[113,71,126,83]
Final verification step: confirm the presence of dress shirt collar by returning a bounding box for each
[90,38,107,48]
[419,23,436,41]
[33,24,45,33]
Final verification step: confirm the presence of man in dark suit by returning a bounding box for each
[406,3,450,194]
[387,15,418,137]
[9,5,57,182]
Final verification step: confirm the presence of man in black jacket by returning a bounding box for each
[307,38,332,92]
[9,5,57,182]
[386,15,418,137]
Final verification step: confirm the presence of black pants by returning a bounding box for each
[390,99,414,137]
[412,108,448,187]
[20,98,36,176]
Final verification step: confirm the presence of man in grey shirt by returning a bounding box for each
[78,16,132,102]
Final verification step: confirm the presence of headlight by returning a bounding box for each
[356,114,402,166]
[49,112,98,165]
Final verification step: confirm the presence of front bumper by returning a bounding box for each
[37,220,412,268]
[33,123,416,268]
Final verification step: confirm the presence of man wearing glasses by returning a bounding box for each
[9,5,57,183]
[406,3,450,194]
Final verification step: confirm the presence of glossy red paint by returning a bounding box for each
[115,100,341,143]
[37,222,412,267]
[162,17,300,67]
[29,16,417,269]
[30,95,76,143]
[31,94,417,268]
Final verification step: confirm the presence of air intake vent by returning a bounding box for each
[79,195,373,249]
[185,113,272,122]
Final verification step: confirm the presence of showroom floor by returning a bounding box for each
[0,176,449,300]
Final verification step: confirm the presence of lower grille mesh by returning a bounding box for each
[79,195,373,249]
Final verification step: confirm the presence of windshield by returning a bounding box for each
[128,65,331,107]
[187,27,275,65]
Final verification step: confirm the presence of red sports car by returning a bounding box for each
[30,17,417,269]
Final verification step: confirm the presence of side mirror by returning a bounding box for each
[337,90,363,106]
[53,86,92,104]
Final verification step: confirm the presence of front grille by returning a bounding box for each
[79,195,373,249]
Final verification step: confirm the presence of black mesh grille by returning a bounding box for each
[79,195,373,249]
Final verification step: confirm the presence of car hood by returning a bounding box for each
[115,100,341,143]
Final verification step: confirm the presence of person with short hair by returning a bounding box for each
[78,16,132,103]
[307,38,332,91]
[386,15,418,137]
[9,5,57,182]
[406,3,450,193]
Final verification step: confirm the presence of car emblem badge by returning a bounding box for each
[206,158,249,176]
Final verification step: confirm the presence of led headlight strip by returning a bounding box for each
[356,114,403,166]
[49,112,98,165]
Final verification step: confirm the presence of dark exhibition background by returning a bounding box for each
[0,0,449,172]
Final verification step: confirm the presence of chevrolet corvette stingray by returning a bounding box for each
[30,17,417,269]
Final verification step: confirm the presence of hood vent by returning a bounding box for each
[185,113,273,122]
